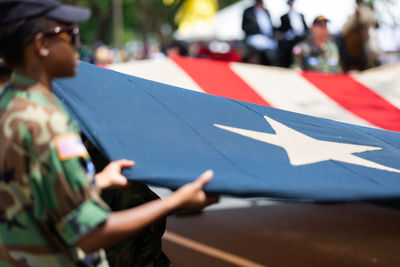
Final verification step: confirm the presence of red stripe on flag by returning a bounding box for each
[171,56,271,106]
[302,72,400,132]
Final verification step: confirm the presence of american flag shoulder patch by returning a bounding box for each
[55,134,88,161]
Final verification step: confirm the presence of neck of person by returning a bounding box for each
[0,74,10,88]
[314,37,327,49]
[13,64,52,90]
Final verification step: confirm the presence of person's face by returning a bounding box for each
[312,22,329,41]
[38,22,81,78]
[255,0,263,8]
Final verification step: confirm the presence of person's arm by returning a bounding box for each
[76,170,217,253]
[301,14,309,32]
[242,8,256,34]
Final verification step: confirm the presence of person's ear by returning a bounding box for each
[34,33,50,57]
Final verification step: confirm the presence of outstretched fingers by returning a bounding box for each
[112,159,135,170]
[193,170,214,189]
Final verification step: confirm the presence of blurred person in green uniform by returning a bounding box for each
[292,16,342,73]
[0,1,218,266]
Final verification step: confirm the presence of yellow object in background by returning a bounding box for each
[163,0,178,6]
[175,0,218,37]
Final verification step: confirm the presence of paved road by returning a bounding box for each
[162,201,400,267]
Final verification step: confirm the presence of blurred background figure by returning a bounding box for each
[338,0,380,72]
[148,44,167,59]
[93,44,113,67]
[242,0,278,65]
[278,0,309,67]
[292,15,341,73]
[164,40,189,57]
[197,40,242,61]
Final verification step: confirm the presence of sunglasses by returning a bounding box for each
[42,25,81,50]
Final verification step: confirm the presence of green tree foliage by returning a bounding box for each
[61,0,241,47]
[219,0,240,9]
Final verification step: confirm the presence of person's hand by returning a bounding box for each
[94,159,134,190]
[168,170,219,211]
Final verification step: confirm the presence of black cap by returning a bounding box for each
[0,0,91,24]
[312,15,329,25]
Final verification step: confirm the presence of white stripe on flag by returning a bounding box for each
[110,59,204,93]
[230,62,374,128]
[352,64,400,109]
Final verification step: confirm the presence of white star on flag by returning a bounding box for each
[214,115,400,174]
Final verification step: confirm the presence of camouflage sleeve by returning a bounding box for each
[23,108,110,246]
[328,42,342,73]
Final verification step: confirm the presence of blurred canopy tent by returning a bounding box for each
[53,59,400,202]
[174,0,400,41]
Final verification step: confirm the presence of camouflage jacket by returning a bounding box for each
[292,35,342,73]
[0,76,110,267]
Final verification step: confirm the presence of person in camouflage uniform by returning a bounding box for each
[0,1,218,266]
[0,72,113,266]
[292,16,342,73]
